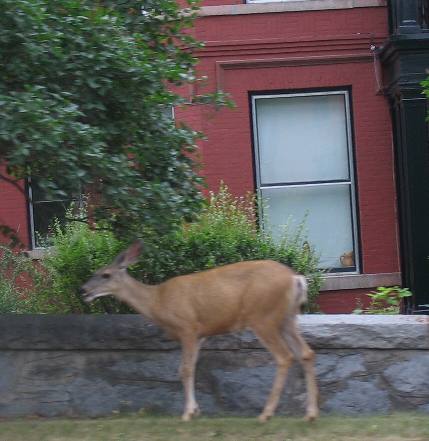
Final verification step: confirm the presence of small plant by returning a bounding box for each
[354,286,412,314]
[29,205,127,313]
[0,246,46,313]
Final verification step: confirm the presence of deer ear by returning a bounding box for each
[113,240,143,268]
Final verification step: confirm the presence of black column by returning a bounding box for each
[380,21,429,312]
[390,86,429,312]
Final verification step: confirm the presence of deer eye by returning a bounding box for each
[101,273,111,279]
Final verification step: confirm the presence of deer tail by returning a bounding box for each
[294,275,308,307]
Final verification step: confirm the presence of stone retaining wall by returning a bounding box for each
[0,315,428,418]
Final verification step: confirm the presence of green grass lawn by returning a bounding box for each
[0,414,428,441]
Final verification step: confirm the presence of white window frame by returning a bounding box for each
[251,89,360,274]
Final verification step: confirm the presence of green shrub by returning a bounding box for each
[32,212,127,313]
[0,245,44,313]
[25,187,322,313]
[134,186,322,311]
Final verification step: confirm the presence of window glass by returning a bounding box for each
[255,94,350,184]
[261,184,355,270]
[253,91,358,272]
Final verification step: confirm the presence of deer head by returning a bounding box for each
[80,240,143,303]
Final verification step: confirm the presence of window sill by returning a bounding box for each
[24,248,52,260]
[320,272,401,291]
[199,0,386,17]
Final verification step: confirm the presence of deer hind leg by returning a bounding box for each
[180,336,202,422]
[253,324,294,422]
[283,319,319,421]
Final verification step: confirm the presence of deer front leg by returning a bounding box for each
[180,336,201,422]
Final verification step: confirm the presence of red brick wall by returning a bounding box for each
[175,5,399,312]
[317,288,373,314]
[0,3,398,313]
[195,62,398,274]
[0,168,30,247]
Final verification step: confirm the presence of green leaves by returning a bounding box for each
[2,187,321,313]
[134,185,323,312]
[0,0,210,238]
[0,245,48,313]
[354,286,412,314]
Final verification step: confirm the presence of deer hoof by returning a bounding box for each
[304,411,319,422]
[182,406,200,422]
[258,413,272,423]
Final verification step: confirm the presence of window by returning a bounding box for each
[252,90,359,272]
[28,179,81,248]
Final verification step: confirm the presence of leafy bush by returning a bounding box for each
[33,214,127,313]
[0,246,45,313]
[134,187,322,311]
[18,187,322,313]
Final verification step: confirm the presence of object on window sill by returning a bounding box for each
[340,250,354,267]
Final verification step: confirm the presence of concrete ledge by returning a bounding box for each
[0,314,427,350]
[199,0,386,17]
[320,272,402,291]
[299,314,429,349]
[0,314,428,418]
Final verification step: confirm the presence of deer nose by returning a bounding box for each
[78,287,86,296]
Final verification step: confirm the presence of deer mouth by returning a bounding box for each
[80,288,109,303]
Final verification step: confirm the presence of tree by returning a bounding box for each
[0,0,221,240]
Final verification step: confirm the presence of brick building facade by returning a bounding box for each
[175,0,401,312]
[2,0,429,312]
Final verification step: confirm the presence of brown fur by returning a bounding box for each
[81,241,319,422]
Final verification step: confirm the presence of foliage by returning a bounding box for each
[421,76,429,113]
[5,187,321,313]
[0,225,22,248]
[134,186,322,312]
[0,245,46,313]
[354,286,412,315]
[33,209,127,313]
[0,0,228,239]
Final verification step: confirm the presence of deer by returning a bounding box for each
[80,240,319,423]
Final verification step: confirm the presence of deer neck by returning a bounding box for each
[119,275,157,319]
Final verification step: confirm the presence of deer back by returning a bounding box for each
[150,260,297,338]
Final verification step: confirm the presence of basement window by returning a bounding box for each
[28,179,82,248]
[251,90,359,273]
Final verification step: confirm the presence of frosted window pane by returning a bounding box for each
[262,184,355,270]
[255,94,349,184]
